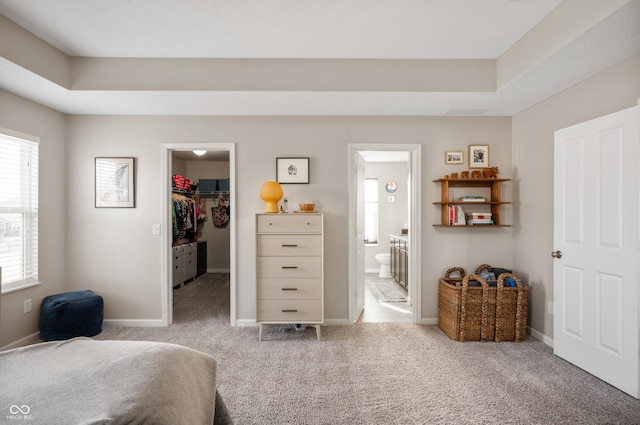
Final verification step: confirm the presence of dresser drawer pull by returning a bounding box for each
[282,266,298,269]
[281,244,299,247]
[282,309,298,313]
[282,288,298,291]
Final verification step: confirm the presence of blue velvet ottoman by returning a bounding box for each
[39,290,104,341]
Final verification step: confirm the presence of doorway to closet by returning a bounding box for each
[161,143,236,327]
[348,144,422,325]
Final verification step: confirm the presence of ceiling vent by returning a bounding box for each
[445,108,489,115]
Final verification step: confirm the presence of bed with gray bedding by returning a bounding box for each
[0,337,232,425]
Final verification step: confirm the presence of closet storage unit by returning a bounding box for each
[256,213,324,341]
[172,242,197,287]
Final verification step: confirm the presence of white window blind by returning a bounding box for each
[0,131,39,293]
[364,178,378,244]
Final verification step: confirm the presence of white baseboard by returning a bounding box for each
[235,319,257,327]
[103,319,166,327]
[528,327,553,347]
[421,318,438,325]
[0,332,41,351]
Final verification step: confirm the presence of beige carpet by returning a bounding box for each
[97,274,640,425]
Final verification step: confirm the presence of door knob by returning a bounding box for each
[551,250,562,259]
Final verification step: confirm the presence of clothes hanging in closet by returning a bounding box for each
[192,195,208,225]
[172,193,197,243]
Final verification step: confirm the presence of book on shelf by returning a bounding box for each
[448,205,467,225]
[458,196,486,202]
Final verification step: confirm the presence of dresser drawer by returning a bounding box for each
[257,234,322,256]
[258,278,322,300]
[172,257,184,287]
[257,214,322,233]
[173,245,186,255]
[257,300,322,322]
[257,257,322,278]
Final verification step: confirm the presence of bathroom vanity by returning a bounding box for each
[389,234,408,290]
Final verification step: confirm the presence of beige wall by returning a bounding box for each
[60,115,512,325]
[6,52,637,346]
[0,90,68,348]
[512,54,640,342]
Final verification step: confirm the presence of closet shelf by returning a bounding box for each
[172,189,230,197]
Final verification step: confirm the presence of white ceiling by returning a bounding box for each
[0,0,639,116]
[1,0,563,59]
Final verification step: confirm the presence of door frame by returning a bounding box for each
[348,144,422,324]
[161,142,237,326]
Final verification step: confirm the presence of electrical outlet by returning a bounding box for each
[152,223,161,235]
[548,301,554,316]
[24,299,32,314]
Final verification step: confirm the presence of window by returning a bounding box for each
[364,178,378,244]
[0,130,39,293]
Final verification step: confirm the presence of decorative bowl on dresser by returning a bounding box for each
[256,213,324,341]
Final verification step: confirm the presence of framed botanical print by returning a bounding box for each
[95,157,135,207]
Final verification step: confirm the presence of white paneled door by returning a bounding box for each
[553,105,639,398]
[354,152,366,322]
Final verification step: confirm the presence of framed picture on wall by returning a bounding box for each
[95,157,135,207]
[276,157,309,184]
[445,151,464,165]
[468,144,489,168]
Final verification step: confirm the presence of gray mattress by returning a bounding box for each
[0,337,231,425]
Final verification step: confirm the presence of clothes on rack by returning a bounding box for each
[192,195,208,224]
[172,193,197,244]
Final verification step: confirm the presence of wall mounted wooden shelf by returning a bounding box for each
[433,178,511,227]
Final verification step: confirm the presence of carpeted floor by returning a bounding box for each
[97,273,640,425]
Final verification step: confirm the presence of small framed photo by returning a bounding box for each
[468,144,489,168]
[445,151,464,165]
[95,157,135,208]
[276,157,309,184]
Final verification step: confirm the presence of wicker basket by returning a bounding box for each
[438,266,528,342]
[494,273,528,342]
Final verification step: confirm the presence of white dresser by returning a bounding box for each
[256,213,324,341]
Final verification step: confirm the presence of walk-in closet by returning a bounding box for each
[171,150,231,304]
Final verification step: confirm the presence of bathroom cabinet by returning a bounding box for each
[256,213,324,341]
[390,235,408,290]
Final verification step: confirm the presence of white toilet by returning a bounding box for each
[375,253,392,278]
